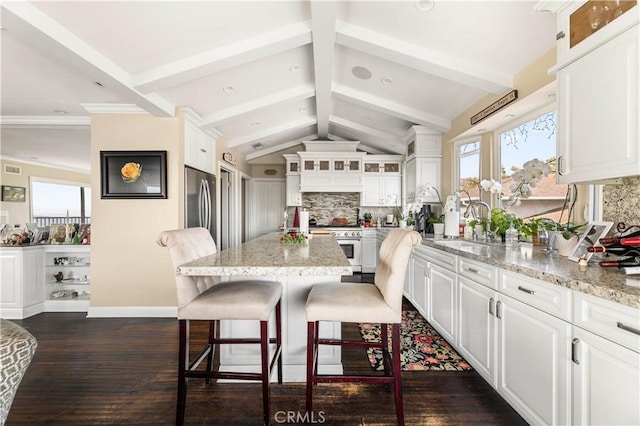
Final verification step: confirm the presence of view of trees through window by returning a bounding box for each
[31,181,91,227]
[457,140,480,197]
[499,110,567,220]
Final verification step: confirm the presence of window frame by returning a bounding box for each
[29,176,91,225]
[453,137,482,195]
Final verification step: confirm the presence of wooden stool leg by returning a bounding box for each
[176,319,188,426]
[205,320,216,386]
[381,323,390,377]
[305,321,316,414]
[275,301,283,384]
[391,323,405,426]
[260,320,271,425]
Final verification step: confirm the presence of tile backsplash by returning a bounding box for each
[602,176,640,229]
[285,192,396,227]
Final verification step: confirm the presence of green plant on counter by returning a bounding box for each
[427,214,445,224]
[490,208,522,236]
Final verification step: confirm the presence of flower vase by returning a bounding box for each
[555,233,579,257]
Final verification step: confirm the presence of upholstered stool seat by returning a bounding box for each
[158,228,282,426]
[0,319,37,425]
[305,229,421,426]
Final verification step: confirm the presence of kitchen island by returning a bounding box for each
[177,232,352,382]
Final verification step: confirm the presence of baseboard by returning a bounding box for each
[87,306,178,318]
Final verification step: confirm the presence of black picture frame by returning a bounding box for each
[100,150,167,199]
[1,185,26,202]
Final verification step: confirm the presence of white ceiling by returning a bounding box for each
[0,1,557,173]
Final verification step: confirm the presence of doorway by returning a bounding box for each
[218,167,236,250]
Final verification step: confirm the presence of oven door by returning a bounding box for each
[336,239,362,272]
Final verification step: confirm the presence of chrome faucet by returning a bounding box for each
[464,201,493,241]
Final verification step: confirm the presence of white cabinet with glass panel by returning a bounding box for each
[546,1,639,183]
[403,126,442,204]
[283,154,301,207]
[298,152,365,192]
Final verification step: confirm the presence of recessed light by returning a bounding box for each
[251,122,261,127]
[223,85,236,93]
[416,0,435,11]
[505,113,515,118]
[477,128,486,133]
[53,109,68,115]
[352,66,372,80]
[252,143,264,150]
[290,65,301,73]
[547,93,557,98]
[93,81,104,87]
[381,77,393,85]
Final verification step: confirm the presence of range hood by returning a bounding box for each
[298,141,365,193]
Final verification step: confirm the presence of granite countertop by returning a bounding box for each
[421,237,640,309]
[177,232,352,277]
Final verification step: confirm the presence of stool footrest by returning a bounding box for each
[318,338,385,349]
[314,375,395,384]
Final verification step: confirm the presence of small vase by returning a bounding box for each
[555,233,578,256]
[433,223,445,235]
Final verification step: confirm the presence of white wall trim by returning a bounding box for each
[87,306,177,318]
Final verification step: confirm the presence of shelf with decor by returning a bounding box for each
[43,245,91,312]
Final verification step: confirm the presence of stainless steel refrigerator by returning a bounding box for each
[185,166,216,242]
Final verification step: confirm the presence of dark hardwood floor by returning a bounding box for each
[7,274,526,425]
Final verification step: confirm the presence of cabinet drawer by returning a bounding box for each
[499,270,571,321]
[573,292,640,353]
[421,246,457,272]
[459,257,497,290]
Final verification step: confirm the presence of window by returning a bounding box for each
[498,110,567,220]
[455,139,481,201]
[31,179,91,227]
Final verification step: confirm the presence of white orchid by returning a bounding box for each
[482,158,551,208]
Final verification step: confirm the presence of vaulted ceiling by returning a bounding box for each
[0,1,556,173]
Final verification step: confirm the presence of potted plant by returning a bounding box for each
[489,208,523,241]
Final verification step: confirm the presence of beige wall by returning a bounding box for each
[90,113,181,309]
[0,159,90,225]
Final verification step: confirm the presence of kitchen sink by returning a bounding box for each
[431,239,496,251]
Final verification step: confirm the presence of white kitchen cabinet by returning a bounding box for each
[251,179,286,238]
[298,152,365,192]
[185,119,216,175]
[410,248,429,320]
[361,176,401,207]
[0,246,44,319]
[283,154,301,207]
[361,230,377,273]
[363,155,402,175]
[428,262,458,345]
[556,25,639,183]
[495,293,571,426]
[457,275,497,387]
[571,325,640,426]
[43,245,91,312]
[403,126,442,203]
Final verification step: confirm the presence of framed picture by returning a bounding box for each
[100,150,167,199]
[1,185,26,202]
[49,224,73,244]
[568,221,614,262]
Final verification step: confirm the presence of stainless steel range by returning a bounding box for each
[329,227,362,272]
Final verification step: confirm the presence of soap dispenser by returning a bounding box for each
[505,221,518,246]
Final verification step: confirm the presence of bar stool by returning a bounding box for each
[305,228,421,425]
[158,227,283,426]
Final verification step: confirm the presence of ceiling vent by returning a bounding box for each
[4,164,22,175]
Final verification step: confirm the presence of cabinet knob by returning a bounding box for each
[200,148,206,153]
[556,31,566,41]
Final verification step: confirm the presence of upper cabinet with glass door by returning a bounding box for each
[363,155,402,175]
[552,0,638,68]
[543,0,639,183]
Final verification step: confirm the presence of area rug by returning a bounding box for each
[358,310,472,371]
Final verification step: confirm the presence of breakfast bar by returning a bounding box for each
[177,232,352,382]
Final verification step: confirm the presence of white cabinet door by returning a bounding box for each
[362,176,382,206]
[22,249,44,309]
[285,175,301,207]
[457,276,497,386]
[572,326,640,426]
[383,176,401,204]
[495,294,571,426]
[411,255,429,320]
[557,26,639,183]
[185,120,216,174]
[252,180,286,238]
[428,263,457,345]
[361,235,377,273]
[0,249,22,311]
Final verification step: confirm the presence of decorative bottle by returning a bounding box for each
[599,230,640,245]
[587,245,640,256]
[598,256,640,268]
